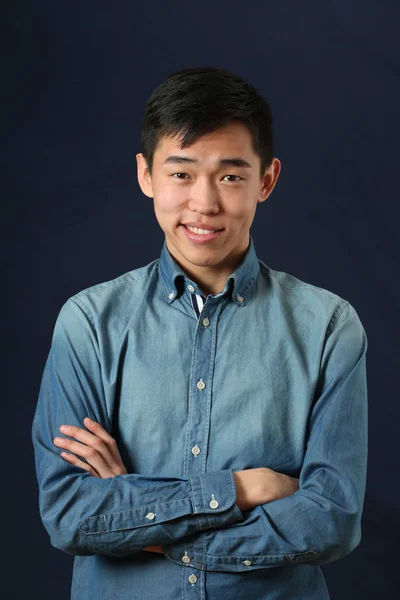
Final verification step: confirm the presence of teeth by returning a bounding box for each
[187,226,217,235]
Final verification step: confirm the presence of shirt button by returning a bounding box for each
[168,292,175,300]
[196,379,206,390]
[202,317,210,327]
[188,574,198,584]
[145,512,155,520]
[242,560,252,566]
[188,285,195,293]
[191,445,201,456]
[237,294,244,303]
[209,494,219,509]
[182,553,191,564]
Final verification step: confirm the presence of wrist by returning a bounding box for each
[233,470,256,511]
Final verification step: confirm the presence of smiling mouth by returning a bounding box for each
[184,225,222,235]
[182,223,224,233]
[180,224,224,244]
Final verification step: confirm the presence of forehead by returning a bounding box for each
[154,121,256,163]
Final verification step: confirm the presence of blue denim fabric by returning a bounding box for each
[32,236,368,599]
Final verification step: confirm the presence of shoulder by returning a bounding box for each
[258,260,365,335]
[59,258,160,326]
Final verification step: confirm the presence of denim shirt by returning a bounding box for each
[31,236,368,600]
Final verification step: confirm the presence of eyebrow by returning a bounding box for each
[162,156,252,168]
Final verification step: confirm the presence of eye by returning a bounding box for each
[223,175,243,182]
[171,173,189,179]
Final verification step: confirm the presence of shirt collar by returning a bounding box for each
[159,235,260,307]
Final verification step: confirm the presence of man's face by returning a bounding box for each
[136,121,280,280]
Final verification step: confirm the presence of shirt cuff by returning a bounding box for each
[161,470,243,569]
[189,469,243,530]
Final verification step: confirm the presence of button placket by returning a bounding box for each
[185,296,224,490]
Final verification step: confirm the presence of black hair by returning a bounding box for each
[140,66,274,179]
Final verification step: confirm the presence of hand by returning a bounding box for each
[233,467,299,511]
[53,418,128,479]
[53,419,162,554]
[145,468,299,555]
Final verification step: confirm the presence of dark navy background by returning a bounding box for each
[3,1,398,597]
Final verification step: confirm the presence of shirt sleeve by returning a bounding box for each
[31,298,243,558]
[162,300,368,572]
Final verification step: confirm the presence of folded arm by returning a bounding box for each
[162,301,369,572]
[53,419,300,555]
[31,298,243,557]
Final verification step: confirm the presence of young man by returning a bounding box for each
[32,67,368,599]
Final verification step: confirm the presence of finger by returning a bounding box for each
[54,437,114,478]
[60,452,100,477]
[143,546,164,554]
[83,418,122,462]
[58,424,117,470]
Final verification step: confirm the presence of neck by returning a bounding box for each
[174,258,231,296]
[165,239,249,297]
[186,270,227,297]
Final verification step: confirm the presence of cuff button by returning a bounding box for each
[209,494,219,509]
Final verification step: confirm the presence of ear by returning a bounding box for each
[136,153,154,198]
[257,158,281,204]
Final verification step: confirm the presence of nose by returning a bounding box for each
[187,177,220,215]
